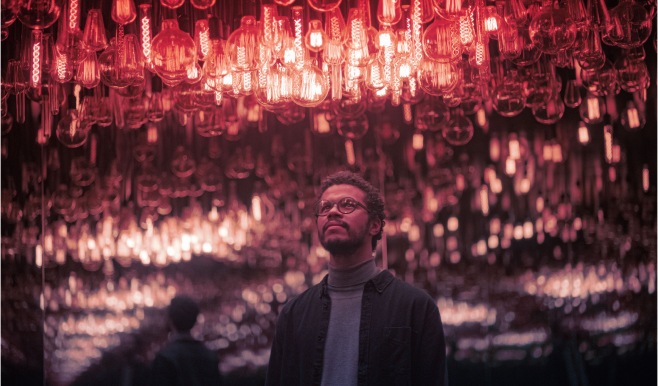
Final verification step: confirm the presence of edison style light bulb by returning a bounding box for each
[528,0,577,54]
[76,51,100,88]
[111,0,136,25]
[291,63,329,107]
[82,9,108,51]
[343,8,372,67]
[151,19,197,87]
[377,0,402,25]
[433,0,473,21]
[305,20,327,52]
[607,0,652,49]
[160,0,184,9]
[422,17,461,63]
[227,16,260,72]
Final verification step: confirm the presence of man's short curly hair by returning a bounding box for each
[319,170,386,251]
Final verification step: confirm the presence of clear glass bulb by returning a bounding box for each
[292,63,329,108]
[151,19,197,87]
[377,0,402,25]
[528,0,577,55]
[227,16,261,72]
[607,0,652,49]
[82,9,108,51]
[422,17,461,63]
[111,0,136,25]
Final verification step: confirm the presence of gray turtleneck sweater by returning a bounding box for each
[321,258,382,386]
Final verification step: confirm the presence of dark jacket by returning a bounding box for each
[150,335,222,386]
[265,269,447,386]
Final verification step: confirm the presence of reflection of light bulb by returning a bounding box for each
[442,108,473,146]
[308,0,342,12]
[17,0,61,29]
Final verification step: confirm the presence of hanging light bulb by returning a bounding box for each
[377,0,402,26]
[76,51,101,89]
[343,7,372,67]
[227,16,261,72]
[82,9,108,52]
[528,0,577,54]
[111,0,136,25]
[194,18,211,62]
[305,19,327,53]
[138,4,152,70]
[151,18,197,87]
[422,16,461,63]
[291,61,330,108]
[607,0,652,49]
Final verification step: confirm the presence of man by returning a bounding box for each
[150,295,222,386]
[266,170,447,386]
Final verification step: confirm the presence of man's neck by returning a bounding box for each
[329,243,374,270]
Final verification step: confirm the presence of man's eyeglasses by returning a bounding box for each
[314,197,369,217]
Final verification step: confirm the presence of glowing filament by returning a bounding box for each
[31,39,42,87]
[308,31,324,50]
[141,16,151,63]
[293,9,304,70]
[642,165,649,192]
[199,29,210,58]
[459,12,474,45]
[484,15,498,33]
[69,0,80,30]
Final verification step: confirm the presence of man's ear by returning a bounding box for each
[369,219,382,236]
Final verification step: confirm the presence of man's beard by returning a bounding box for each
[319,227,368,255]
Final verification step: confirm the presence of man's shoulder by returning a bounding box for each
[279,276,326,313]
[379,270,436,303]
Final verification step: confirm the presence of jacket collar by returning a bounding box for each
[320,269,394,297]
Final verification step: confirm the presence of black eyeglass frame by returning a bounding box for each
[314,197,370,217]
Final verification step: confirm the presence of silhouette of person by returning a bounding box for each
[150,295,222,386]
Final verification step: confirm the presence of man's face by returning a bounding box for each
[316,184,373,255]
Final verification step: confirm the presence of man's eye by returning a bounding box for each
[320,202,333,212]
[341,200,356,208]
